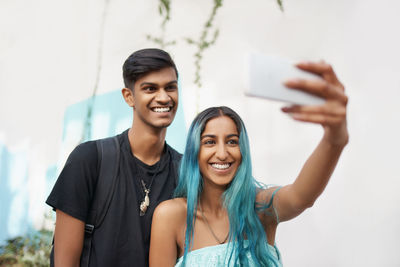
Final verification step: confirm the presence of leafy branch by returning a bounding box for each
[81,0,285,138]
[185,0,223,88]
[276,0,284,12]
[81,0,111,142]
[146,0,176,48]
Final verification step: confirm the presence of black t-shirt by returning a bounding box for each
[46,129,182,267]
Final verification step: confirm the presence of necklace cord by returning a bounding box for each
[199,202,229,244]
[138,157,162,196]
[137,156,163,216]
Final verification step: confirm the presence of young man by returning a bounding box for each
[46,48,182,267]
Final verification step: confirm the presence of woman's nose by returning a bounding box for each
[215,143,228,160]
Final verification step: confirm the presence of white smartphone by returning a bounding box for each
[244,53,325,105]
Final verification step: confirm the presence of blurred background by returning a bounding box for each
[1,0,399,266]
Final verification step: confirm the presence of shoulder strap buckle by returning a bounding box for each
[85,224,95,234]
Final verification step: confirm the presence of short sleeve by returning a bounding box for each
[46,141,98,222]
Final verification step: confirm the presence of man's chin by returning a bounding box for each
[142,114,177,130]
[153,123,171,129]
[151,120,174,129]
[154,114,176,128]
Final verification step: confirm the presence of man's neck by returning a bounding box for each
[128,124,167,165]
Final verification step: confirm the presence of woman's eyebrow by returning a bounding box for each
[201,134,215,140]
[200,134,239,140]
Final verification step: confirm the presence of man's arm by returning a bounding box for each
[54,210,85,267]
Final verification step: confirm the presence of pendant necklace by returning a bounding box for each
[139,180,151,216]
[138,160,161,216]
[199,202,229,244]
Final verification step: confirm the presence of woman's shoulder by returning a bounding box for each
[153,198,187,222]
[255,185,281,204]
[255,185,282,227]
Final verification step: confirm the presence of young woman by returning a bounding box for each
[149,61,348,266]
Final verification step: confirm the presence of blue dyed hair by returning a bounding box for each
[174,106,280,266]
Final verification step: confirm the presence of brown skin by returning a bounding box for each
[198,116,241,189]
[53,67,178,266]
[150,116,241,267]
[54,210,84,267]
[275,61,348,222]
[195,116,240,250]
[149,61,348,267]
[122,67,178,164]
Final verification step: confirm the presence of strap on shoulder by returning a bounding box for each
[80,136,120,267]
[88,136,120,230]
[268,186,282,224]
[264,186,282,208]
[168,147,182,186]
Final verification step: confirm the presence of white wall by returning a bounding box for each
[1,0,399,265]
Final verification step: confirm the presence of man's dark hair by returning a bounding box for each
[122,48,178,89]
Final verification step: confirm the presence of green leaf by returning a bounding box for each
[276,0,284,12]
[185,38,196,45]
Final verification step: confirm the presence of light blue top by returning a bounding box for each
[175,240,282,267]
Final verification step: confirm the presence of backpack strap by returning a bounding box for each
[80,136,120,267]
[168,146,182,186]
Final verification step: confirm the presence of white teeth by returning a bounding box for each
[153,107,170,112]
[211,163,230,170]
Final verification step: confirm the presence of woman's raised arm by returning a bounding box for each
[272,61,349,222]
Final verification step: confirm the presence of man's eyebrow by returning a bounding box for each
[139,80,178,87]
[166,80,178,84]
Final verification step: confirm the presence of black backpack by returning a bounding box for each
[80,136,121,266]
[50,136,181,266]
[50,136,120,267]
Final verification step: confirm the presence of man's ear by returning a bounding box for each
[122,87,135,107]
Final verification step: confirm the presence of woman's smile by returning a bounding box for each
[198,115,242,187]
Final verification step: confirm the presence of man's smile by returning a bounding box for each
[151,106,173,113]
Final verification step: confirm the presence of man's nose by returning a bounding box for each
[155,89,171,103]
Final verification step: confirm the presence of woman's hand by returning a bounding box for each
[282,61,349,147]
[273,61,350,222]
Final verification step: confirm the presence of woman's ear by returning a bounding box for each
[122,87,135,107]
